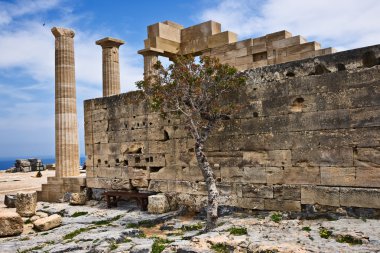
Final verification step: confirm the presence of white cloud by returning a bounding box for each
[198,0,380,50]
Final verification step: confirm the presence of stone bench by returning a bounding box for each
[102,191,155,211]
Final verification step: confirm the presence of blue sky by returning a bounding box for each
[0,0,379,159]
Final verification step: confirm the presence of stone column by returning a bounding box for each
[143,53,158,79]
[52,27,80,178]
[96,37,124,97]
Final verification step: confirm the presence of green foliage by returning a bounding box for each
[109,242,118,251]
[319,227,333,239]
[302,226,311,232]
[227,226,247,236]
[270,213,282,223]
[124,238,132,243]
[138,220,155,228]
[126,223,139,228]
[71,211,88,217]
[18,244,44,253]
[24,219,32,224]
[336,235,363,245]
[63,226,96,240]
[211,243,229,253]
[137,231,146,238]
[92,215,122,226]
[255,250,279,253]
[151,238,173,253]
[181,222,203,231]
[20,237,30,241]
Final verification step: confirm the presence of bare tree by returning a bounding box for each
[136,56,246,230]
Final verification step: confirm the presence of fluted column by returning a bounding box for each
[96,37,124,97]
[143,53,158,80]
[52,27,80,178]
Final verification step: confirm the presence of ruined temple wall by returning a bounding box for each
[84,44,380,211]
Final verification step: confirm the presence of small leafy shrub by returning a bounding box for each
[92,215,122,226]
[109,242,118,250]
[63,226,96,240]
[181,222,203,231]
[302,226,311,232]
[336,235,363,245]
[24,219,32,224]
[228,226,247,236]
[211,243,229,253]
[71,211,88,217]
[270,213,282,223]
[151,238,173,253]
[124,238,132,243]
[126,223,139,228]
[319,227,333,239]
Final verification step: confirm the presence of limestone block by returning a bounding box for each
[234,38,253,49]
[242,150,291,167]
[16,192,37,217]
[273,185,301,200]
[220,166,266,183]
[272,35,307,49]
[86,177,130,190]
[4,195,16,208]
[181,20,221,42]
[340,187,380,208]
[180,37,209,55]
[291,147,353,167]
[301,186,340,206]
[237,197,265,210]
[236,55,253,66]
[208,31,237,49]
[129,167,149,188]
[162,20,184,29]
[148,180,169,192]
[93,132,108,143]
[0,211,23,237]
[149,166,177,180]
[148,22,182,42]
[92,120,108,132]
[355,167,380,187]
[69,192,87,205]
[286,42,321,55]
[265,30,292,43]
[354,148,380,167]
[266,166,320,185]
[264,199,301,211]
[33,214,62,231]
[320,167,356,186]
[239,184,273,198]
[350,106,380,128]
[148,37,180,54]
[147,194,170,214]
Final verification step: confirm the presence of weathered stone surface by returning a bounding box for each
[16,192,37,217]
[4,195,16,208]
[0,211,23,237]
[33,214,62,231]
[69,192,87,205]
[301,186,340,206]
[147,194,170,214]
[340,188,380,208]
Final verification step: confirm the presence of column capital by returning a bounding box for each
[96,37,125,48]
[51,27,75,38]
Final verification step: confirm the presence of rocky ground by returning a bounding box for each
[1,199,380,253]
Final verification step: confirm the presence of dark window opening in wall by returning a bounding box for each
[336,63,346,71]
[149,122,153,126]
[168,120,171,124]
[286,71,295,77]
[149,157,153,162]
[253,112,259,117]
[150,166,163,173]
[135,157,141,163]
[145,157,149,162]
[123,160,128,166]
[124,123,128,129]
[116,158,120,163]
[163,130,170,141]
[97,159,101,164]
[131,127,134,130]
[133,115,136,118]
[143,122,146,126]
[104,160,108,165]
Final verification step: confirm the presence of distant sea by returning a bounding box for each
[0,157,86,171]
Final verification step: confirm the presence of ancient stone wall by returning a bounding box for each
[138,20,335,73]
[85,44,380,212]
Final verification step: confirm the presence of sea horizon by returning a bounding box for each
[0,156,86,171]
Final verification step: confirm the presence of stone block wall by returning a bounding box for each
[85,44,380,212]
[139,20,336,72]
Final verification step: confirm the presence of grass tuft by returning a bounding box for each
[63,226,96,240]
[227,226,247,236]
[270,213,282,223]
[211,243,229,253]
[336,235,363,245]
[151,238,173,253]
[181,222,203,231]
[302,226,311,232]
[71,211,88,217]
[319,227,333,239]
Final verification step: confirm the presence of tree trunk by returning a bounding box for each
[195,140,219,231]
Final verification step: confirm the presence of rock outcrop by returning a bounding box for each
[148,194,170,214]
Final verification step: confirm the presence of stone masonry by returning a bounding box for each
[138,20,336,76]
[96,37,125,97]
[85,20,380,212]
[37,27,85,202]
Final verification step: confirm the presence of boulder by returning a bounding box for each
[16,192,37,217]
[147,194,170,214]
[0,211,23,237]
[69,192,87,205]
[4,195,16,208]
[33,214,62,231]
[30,212,49,222]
